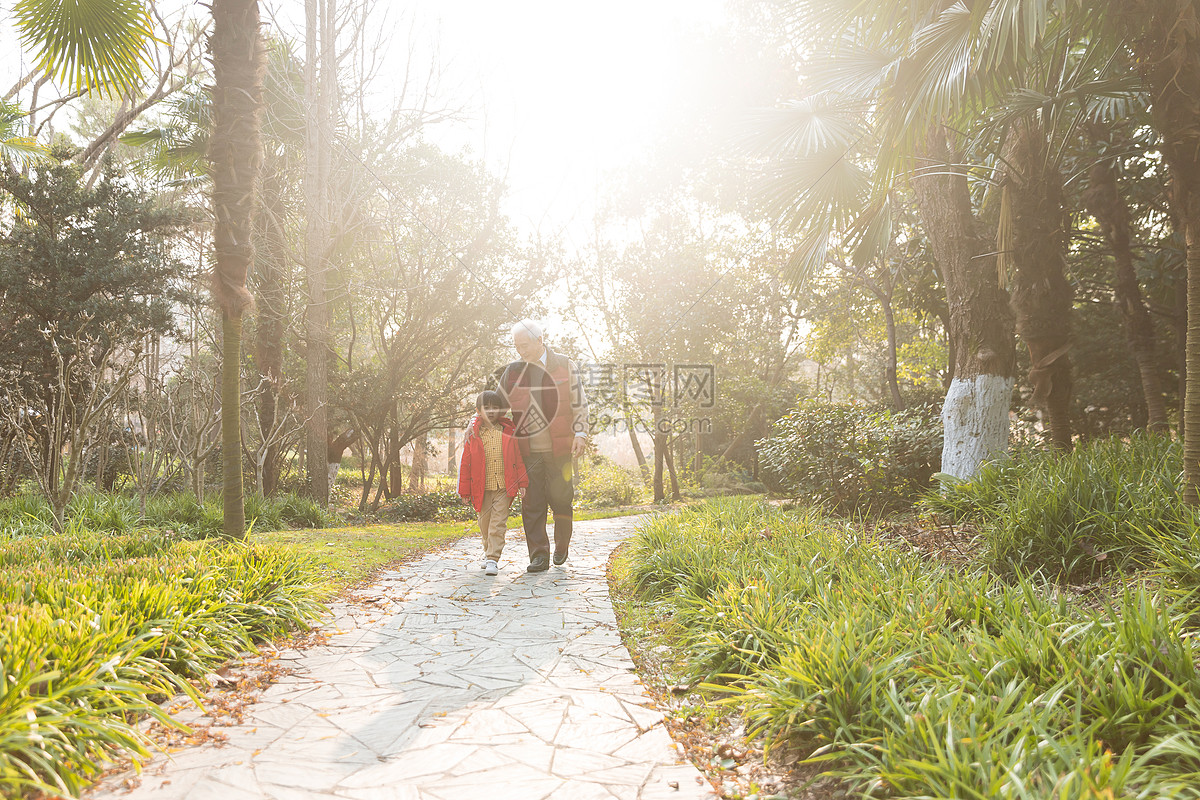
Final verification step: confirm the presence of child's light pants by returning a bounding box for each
[478,489,513,561]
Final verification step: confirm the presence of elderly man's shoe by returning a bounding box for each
[526,555,550,573]
[552,550,568,566]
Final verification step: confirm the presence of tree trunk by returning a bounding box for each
[255,162,288,495]
[209,0,263,539]
[1084,143,1169,431]
[387,423,403,498]
[664,436,682,501]
[447,427,457,479]
[912,130,1016,479]
[303,0,332,506]
[1007,121,1074,451]
[220,312,246,538]
[625,408,651,485]
[652,425,665,503]
[1175,265,1188,439]
[938,305,955,389]
[408,430,428,492]
[360,434,379,511]
[1124,0,1200,501]
[1187,210,1200,502]
[881,293,904,410]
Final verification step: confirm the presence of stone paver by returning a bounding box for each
[89,516,716,800]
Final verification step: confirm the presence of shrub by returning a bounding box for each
[575,456,643,507]
[757,400,942,512]
[694,455,766,497]
[379,489,475,522]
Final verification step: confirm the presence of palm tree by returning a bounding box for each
[755,1,1148,467]
[124,44,304,502]
[209,0,265,539]
[1120,0,1200,501]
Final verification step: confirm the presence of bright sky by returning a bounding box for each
[333,0,730,239]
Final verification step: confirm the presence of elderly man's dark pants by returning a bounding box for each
[522,451,573,559]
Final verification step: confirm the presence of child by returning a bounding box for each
[458,390,528,575]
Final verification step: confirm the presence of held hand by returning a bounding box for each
[571,437,587,457]
[464,414,479,442]
[518,487,526,499]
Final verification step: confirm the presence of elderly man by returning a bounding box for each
[496,319,589,572]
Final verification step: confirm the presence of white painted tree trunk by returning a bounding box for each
[327,460,340,491]
[940,374,1013,479]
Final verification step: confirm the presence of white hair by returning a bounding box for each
[510,318,543,340]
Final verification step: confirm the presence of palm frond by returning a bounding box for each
[0,136,50,167]
[801,44,899,97]
[0,102,50,166]
[782,221,832,289]
[14,0,155,98]
[759,150,871,233]
[120,84,211,184]
[741,94,867,158]
[846,195,893,268]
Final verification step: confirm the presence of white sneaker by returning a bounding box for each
[484,560,498,576]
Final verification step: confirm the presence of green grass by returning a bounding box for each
[615,497,1200,798]
[257,521,474,595]
[0,532,323,796]
[0,491,333,540]
[924,433,1189,581]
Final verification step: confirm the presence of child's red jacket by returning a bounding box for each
[458,416,529,512]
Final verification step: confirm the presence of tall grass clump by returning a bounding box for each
[924,433,1185,580]
[0,525,324,796]
[621,497,1200,797]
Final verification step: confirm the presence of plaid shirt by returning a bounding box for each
[480,425,506,491]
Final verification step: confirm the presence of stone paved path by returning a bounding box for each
[90,516,716,800]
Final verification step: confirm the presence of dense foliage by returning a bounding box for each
[757,401,942,511]
[0,159,192,386]
[377,489,477,523]
[621,498,1200,798]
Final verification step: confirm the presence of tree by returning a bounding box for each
[303,0,334,506]
[1121,0,1200,501]
[1081,120,1170,431]
[208,0,265,539]
[0,159,189,526]
[0,323,143,529]
[751,0,1156,471]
